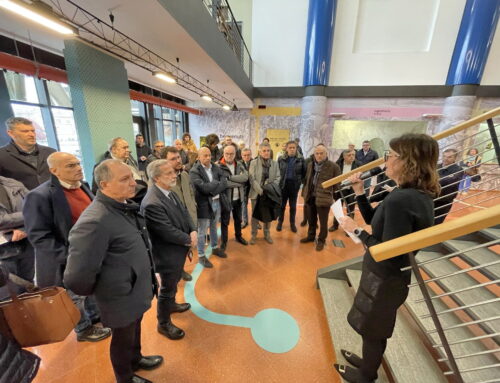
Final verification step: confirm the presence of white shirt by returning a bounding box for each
[157,185,176,204]
[59,179,82,189]
[203,163,219,200]
[342,163,352,175]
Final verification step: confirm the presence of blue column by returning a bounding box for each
[302,0,337,86]
[446,0,500,85]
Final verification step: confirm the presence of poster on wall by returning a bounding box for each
[199,136,206,148]
[266,129,290,160]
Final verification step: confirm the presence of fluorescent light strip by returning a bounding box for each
[201,95,212,102]
[153,71,176,84]
[0,0,74,35]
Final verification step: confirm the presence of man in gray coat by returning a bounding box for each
[64,160,162,383]
[0,176,33,297]
[249,142,280,244]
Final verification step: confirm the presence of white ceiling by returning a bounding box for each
[0,0,254,108]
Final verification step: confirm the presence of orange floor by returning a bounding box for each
[29,191,499,383]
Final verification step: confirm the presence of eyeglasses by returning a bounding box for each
[384,150,400,162]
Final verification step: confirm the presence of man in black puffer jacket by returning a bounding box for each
[0,264,41,383]
[277,141,306,233]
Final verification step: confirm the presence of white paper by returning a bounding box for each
[0,234,8,245]
[331,200,362,244]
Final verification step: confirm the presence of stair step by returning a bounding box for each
[406,279,500,382]
[346,269,447,383]
[417,250,500,337]
[445,239,500,280]
[479,227,500,242]
[318,277,390,383]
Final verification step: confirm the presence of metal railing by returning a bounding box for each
[201,0,253,80]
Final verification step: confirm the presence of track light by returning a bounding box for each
[0,0,76,35]
[201,95,212,102]
[153,71,176,84]
[222,105,230,111]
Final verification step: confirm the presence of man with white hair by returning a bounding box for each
[23,152,111,342]
[141,160,196,340]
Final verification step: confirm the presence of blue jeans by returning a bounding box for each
[197,199,220,256]
[66,290,101,334]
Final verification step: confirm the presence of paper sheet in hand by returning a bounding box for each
[331,200,361,244]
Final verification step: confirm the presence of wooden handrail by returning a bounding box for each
[322,106,500,188]
[369,204,500,262]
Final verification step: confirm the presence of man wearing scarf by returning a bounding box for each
[301,144,340,251]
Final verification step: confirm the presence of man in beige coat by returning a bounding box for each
[162,146,197,281]
[248,142,280,244]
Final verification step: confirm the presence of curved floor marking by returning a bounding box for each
[184,247,300,354]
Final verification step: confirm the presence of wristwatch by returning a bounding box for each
[353,228,363,237]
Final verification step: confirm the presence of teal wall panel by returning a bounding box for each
[63,40,135,181]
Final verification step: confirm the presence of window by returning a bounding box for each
[51,108,81,160]
[149,104,187,144]
[47,81,72,107]
[5,71,39,103]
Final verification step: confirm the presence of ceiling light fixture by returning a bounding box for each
[0,0,76,35]
[222,104,230,111]
[153,71,176,84]
[201,95,212,102]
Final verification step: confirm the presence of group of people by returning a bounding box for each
[0,116,482,383]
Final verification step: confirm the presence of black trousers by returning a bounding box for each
[306,198,330,243]
[0,248,34,298]
[110,316,143,383]
[279,180,300,224]
[360,336,387,382]
[221,199,243,244]
[157,270,183,325]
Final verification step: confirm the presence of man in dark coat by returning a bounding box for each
[330,149,362,231]
[355,140,379,193]
[277,140,306,233]
[141,160,196,341]
[135,134,152,172]
[435,148,464,224]
[219,144,249,250]
[205,133,222,163]
[64,159,162,383]
[0,176,33,297]
[240,148,253,228]
[301,144,341,251]
[190,147,228,268]
[0,117,56,190]
[23,152,110,342]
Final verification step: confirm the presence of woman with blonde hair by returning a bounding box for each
[334,133,440,383]
[181,132,197,153]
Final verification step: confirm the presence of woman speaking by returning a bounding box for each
[335,133,440,383]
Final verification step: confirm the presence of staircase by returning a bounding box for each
[318,225,500,383]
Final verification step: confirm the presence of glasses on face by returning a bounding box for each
[384,150,400,162]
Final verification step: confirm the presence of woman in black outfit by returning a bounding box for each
[334,133,441,383]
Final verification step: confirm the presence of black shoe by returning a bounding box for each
[157,322,185,340]
[300,220,307,227]
[290,224,297,233]
[333,364,373,383]
[134,355,164,371]
[198,256,213,268]
[169,302,191,314]
[181,270,192,281]
[131,375,153,383]
[235,236,248,246]
[328,225,339,232]
[300,236,315,243]
[341,349,362,368]
[276,222,283,231]
[242,222,248,229]
[76,325,111,342]
[316,241,325,251]
[220,241,227,251]
[212,248,227,258]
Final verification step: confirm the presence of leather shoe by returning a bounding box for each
[157,322,185,340]
[181,270,192,281]
[131,375,153,383]
[328,225,338,232]
[276,222,283,231]
[134,355,164,371]
[235,236,248,245]
[198,256,213,268]
[316,241,325,251]
[212,247,227,258]
[170,302,191,313]
[290,224,297,233]
[300,236,315,243]
[300,220,307,227]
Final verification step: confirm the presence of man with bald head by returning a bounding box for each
[23,152,111,342]
[190,146,228,268]
[64,159,161,383]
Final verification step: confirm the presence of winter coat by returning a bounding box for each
[355,148,379,165]
[64,191,157,328]
[248,157,280,200]
[171,171,198,226]
[278,154,307,189]
[219,159,248,203]
[189,161,228,219]
[302,160,340,207]
[0,142,56,190]
[347,189,434,339]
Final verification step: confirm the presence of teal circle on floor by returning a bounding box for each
[250,308,300,353]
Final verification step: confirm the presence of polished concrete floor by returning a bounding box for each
[29,191,499,383]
